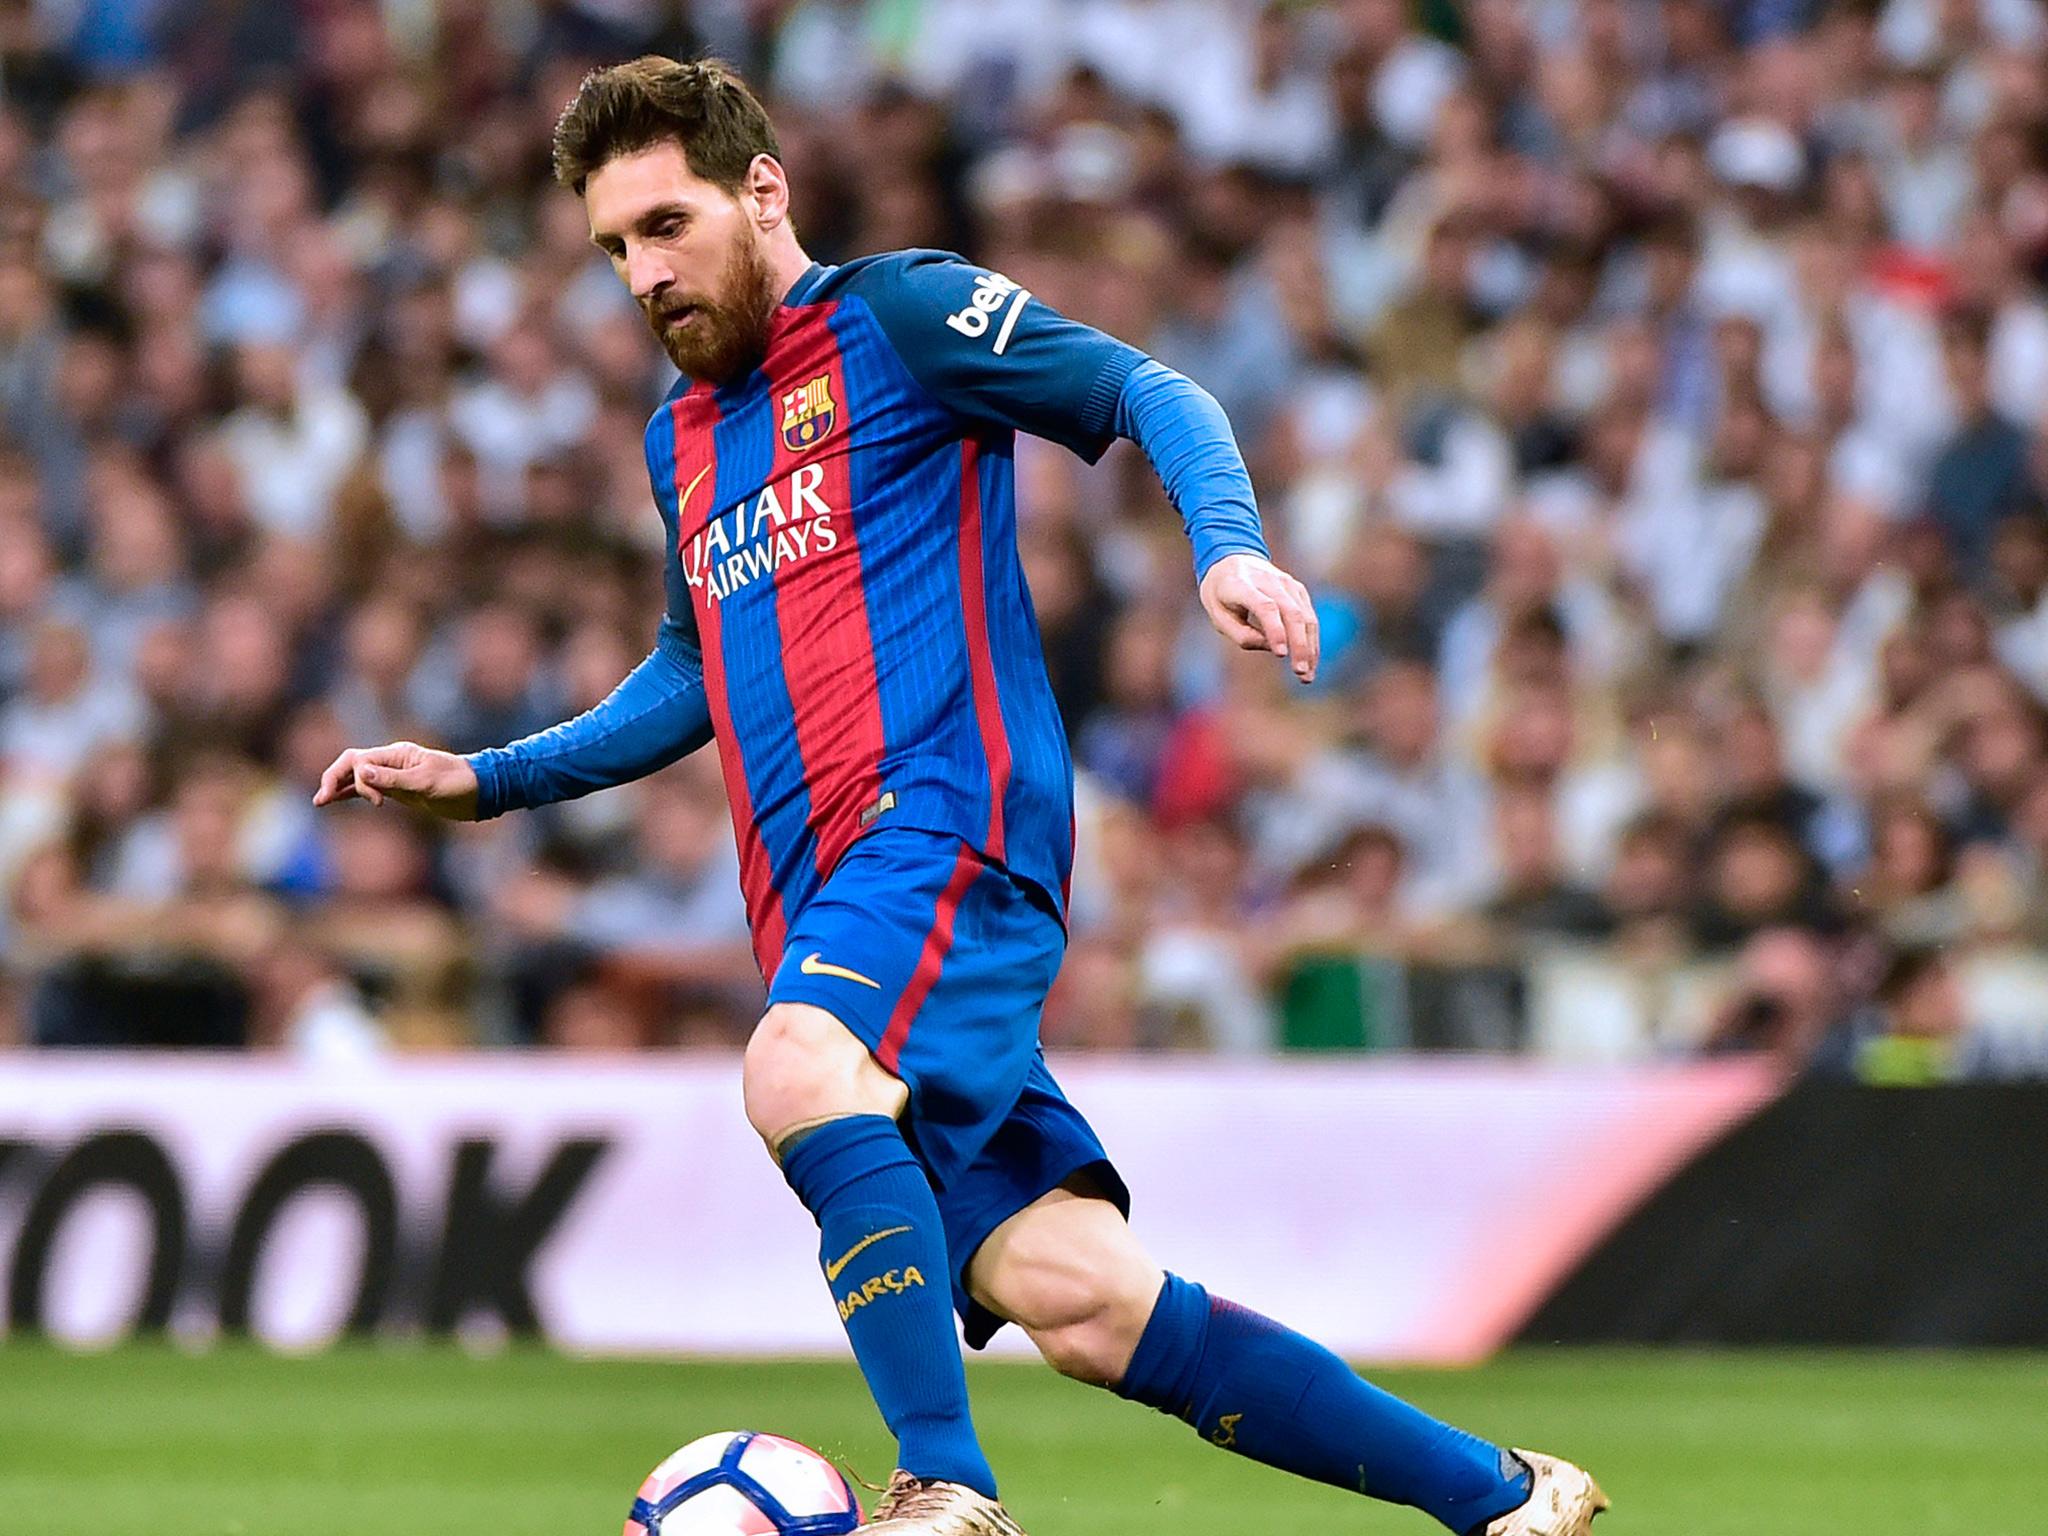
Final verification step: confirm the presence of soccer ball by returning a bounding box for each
[625,1430,863,1536]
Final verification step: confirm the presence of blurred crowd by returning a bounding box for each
[4,0,2048,1080]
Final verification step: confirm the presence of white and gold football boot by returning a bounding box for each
[1483,1449,1610,1536]
[858,1471,1026,1535]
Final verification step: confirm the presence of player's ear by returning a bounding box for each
[743,153,788,231]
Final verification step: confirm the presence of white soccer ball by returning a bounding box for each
[624,1431,863,1536]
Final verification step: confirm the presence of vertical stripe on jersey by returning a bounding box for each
[876,844,983,1073]
[716,375,834,961]
[673,384,792,973]
[767,305,886,880]
[956,437,1010,861]
[832,304,1000,863]
[974,439,1075,906]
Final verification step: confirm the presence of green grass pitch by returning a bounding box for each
[2,1344,2043,1535]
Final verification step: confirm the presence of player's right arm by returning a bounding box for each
[313,616,714,821]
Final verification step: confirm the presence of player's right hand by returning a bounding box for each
[313,741,480,821]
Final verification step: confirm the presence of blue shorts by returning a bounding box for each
[769,827,1128,1347]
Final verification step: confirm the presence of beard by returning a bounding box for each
[644,231,780,384]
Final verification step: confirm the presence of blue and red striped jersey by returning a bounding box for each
[643,250,1141,976]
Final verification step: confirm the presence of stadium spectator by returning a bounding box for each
[1481,784,1611,940]
[0,1,2045,1068]
[1925,305,2034,576]
[1702,926,1845,1065]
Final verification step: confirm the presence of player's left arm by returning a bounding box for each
[1113,358,1318,682]
[857,250,1316,681]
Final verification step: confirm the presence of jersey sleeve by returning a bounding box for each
[847,249,1144,462]
[1115,358,1270,579]
[466,620,713,818]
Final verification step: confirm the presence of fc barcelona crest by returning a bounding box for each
[781,374,837,452]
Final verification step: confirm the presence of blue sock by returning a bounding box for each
[1116,1275,1530,1534]
[779,1115,997,1499]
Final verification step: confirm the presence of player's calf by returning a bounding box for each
[970,1185,1162,1386]
[971,1190,1592,1535]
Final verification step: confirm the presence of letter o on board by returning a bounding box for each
[217,1131,399,1337]
[8,1131,186,1335]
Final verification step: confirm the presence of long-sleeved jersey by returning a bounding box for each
[473,249,1267,977]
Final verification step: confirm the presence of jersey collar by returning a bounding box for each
[781,261,834,308]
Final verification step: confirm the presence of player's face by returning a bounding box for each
[585,143,780,383]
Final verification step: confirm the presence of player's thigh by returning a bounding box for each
[741,1001,908,1150]
[769,829,1058,1184]
[966,1178,1164,1336]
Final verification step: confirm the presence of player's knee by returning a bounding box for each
[742,1003,902,1150]
[742,1004,845,1143]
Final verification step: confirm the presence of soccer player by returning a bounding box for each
[316,57,1607,1536]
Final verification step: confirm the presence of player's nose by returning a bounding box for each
[624,247,670,300]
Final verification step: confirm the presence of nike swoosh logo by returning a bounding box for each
[800,952,881,989]
[677,462,713,522]
[825,1225,911,1282]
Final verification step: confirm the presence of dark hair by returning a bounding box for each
[1617,810,1686,854]
[1939,303,1994,353]
[1640,212,1700,255]
[1504,606,1568,650]
[551,56,779,196]
[1877,946,1946,1004]
[1326,822,1405,874]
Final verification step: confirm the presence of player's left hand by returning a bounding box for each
[1198,552,1320,684]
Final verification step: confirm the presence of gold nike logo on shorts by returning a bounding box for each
[800,952,881,988]
[825,1225,912,1281]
